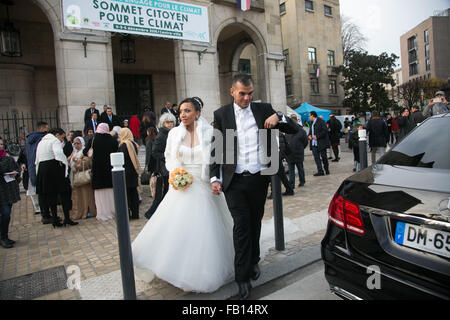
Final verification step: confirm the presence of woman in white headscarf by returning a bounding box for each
[68,136,97,220]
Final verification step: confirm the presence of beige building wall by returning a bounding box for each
[280,0,344,113]
[400,12,450,83]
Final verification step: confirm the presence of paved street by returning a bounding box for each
[0,139,357,300]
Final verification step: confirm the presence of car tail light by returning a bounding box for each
[328,193,365,235]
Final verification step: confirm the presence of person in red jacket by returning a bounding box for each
[129,115,141,144]
[391,113,399,145]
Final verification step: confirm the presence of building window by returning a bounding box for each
[327,50,335,66]
[409,63,418,76]
[407,36,417,51]
[408,50,417,63]
[425,43,430,58]
[329,80,337,94]
[238,59,251,74]
[280,2,286,15]
[310,78,319,94]
[283,49,289,70]
[305,0,314,12]
[285,78,293,96]
[324,5,332,16]
[426,58,431,71]
[424,29,429,43]
[308,47,317,64]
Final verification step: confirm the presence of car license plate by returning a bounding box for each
[395,222,450,259]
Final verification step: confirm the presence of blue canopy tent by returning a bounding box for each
[294,103,332,125]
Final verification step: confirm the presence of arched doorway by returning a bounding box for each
[111,34,177,119]
[0,0,59,140]
[216,21,267,106]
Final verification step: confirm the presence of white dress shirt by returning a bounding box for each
[234,103,266,174]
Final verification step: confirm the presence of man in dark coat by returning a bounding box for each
[99,107,121,130]
[366,111,389,165]
[286,115,308,188]
[327,114,342,162]
[84,102,100,123]
[84,113,98,135]
[308,111,330,176]
[410,106,425,126]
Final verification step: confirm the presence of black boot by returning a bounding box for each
[63,210,78,227]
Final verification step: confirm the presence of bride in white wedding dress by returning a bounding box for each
[132,97,235,293]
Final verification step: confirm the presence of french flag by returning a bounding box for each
[237,0,251,11]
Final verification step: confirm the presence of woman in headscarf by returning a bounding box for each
[119,128,141,219]
[91,123,119,221]
[68,136,97,220]
[36,128,78,228]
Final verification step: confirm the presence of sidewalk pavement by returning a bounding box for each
[0,141,357,300]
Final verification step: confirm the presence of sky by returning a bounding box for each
[339,0,450,67]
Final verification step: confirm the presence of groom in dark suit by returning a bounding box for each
[210,74,298,300]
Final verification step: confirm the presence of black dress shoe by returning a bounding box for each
[6,238,15,245]
[250,264,261,281]
[325,170,330,175]
[313,172,325,177]
[237,282,251,300]
[282,191,294,196]
[0,239,13,249]
[298,183,305,187]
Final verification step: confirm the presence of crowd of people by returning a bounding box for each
[0,100,182,249]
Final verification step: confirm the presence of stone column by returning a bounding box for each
[174,41,220,122]
[265,52,287,111]
[53,31,115,131]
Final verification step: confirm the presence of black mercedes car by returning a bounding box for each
[321,112,450,299]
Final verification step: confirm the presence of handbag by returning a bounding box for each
[73,157,92,187]
[140,170,151,185]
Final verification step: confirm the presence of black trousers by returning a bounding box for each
[269,160,293,194]
[127,187,139,218]
[224,173,270,283]
[312,146,329,174]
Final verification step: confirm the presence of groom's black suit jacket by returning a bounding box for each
[210,102,299,192]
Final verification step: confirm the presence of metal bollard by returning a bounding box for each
[358,129,368,171]
[110,152,137,300]
[271,175,285,251]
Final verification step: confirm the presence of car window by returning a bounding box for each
[379,117,450,169]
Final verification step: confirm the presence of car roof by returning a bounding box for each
[428,111,450,119]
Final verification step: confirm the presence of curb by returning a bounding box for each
[175,244,322,300]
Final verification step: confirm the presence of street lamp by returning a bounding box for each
[120,35,136,64]
[0,1,22,57]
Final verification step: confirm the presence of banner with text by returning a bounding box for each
[63,0,209,42]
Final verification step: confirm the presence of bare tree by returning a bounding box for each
[341,15,368,65]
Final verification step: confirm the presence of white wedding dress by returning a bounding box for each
[132,142,235,293]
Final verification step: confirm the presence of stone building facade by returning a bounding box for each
[280,0,345,114]
[0,0,287,131]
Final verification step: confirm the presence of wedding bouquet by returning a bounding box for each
[169,168,194,191]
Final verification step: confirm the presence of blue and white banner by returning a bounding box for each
[63,0,210,42]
